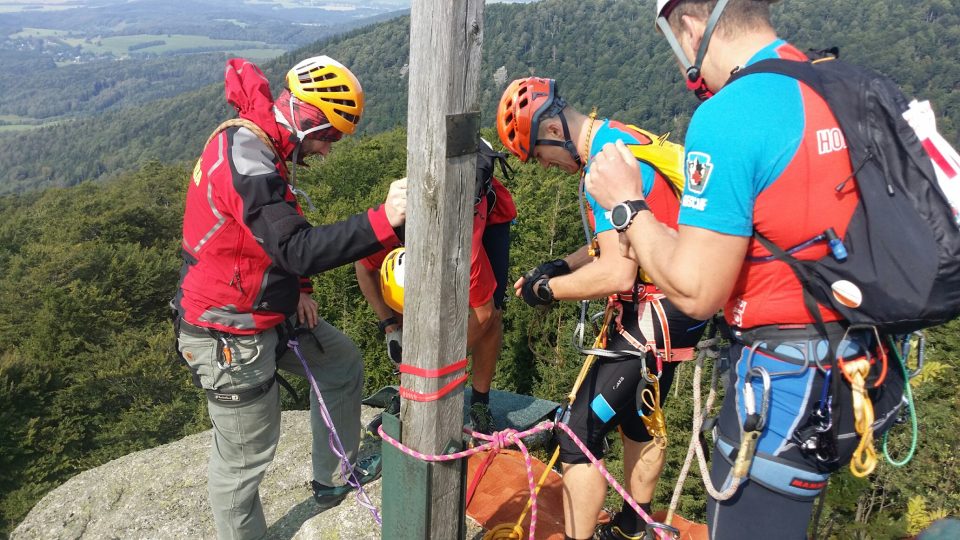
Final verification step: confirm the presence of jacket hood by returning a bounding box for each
[223,58,298,162]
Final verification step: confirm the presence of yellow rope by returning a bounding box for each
[482,305,614,540]
[844,358,878,477]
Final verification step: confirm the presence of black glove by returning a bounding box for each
[533,259,571,279]
[521,271,555,307]
[386,328,402,365]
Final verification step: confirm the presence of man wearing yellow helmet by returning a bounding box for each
[355,139,518,435]
[174,56,406,540]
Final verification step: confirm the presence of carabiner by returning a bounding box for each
[646,521,680,539]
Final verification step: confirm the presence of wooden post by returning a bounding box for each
[393,0,484,537]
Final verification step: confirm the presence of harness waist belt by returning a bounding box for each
[612,283,662,303]
[733,322,876,367]
[716,435,829,501]
[206,378,276,407]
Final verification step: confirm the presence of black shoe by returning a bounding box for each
[365,393,402,438]
[469,402,495,435]
[311,454,383,509]
[365,413,384,438]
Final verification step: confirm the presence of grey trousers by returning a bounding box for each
[177,318,364,540]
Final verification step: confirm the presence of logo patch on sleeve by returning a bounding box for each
[686,151,714,195]
[192,158,203,187]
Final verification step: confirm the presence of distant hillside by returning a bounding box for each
[0,0,958,194]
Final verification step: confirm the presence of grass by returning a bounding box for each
[10,27,71,38]
[0,114,61,131]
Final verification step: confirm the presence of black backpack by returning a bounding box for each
[730,52,960,334]
[475,138,514,210]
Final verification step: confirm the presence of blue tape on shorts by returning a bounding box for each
[591,394,616,423]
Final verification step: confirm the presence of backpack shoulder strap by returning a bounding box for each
[622,123,686,197]
[205,118,284,164]
[728,57,827,93]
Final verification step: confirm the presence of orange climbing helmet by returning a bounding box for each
[286,55,364,135]
[380,247,406,313]
[496,77,582,166]
[496,77,561,163]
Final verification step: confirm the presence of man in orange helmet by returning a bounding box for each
[355,139,518,435]
[174,56,407,539]
[497,78,707,540]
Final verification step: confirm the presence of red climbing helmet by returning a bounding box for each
[496,77,562,163]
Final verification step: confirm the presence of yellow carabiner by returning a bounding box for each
[639,377,668,449]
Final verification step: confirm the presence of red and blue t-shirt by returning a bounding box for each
[677,39,859,329]
[585,120,681,234]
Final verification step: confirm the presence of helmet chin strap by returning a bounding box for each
[273,103,320,212]
[656,0,730,102]
[534,110,583,168]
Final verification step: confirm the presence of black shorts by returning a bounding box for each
[557,299,706,464]
[482,221,511,310]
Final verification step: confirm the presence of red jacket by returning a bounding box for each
[174,59,400,334]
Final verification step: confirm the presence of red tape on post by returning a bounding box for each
[398,358,469,402]
[399,374,469,402]
[398,358,468,378]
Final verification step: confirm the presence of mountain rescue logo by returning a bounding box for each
[192,158,203,187]
[686,151,713,195]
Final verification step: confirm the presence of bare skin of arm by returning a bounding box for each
[548,228,638,300]
[512,238,631,301]
[586,140,748,319]
[354,261,400,332]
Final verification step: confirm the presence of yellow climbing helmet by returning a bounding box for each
[380,247,406,313]
[286,55,364,135]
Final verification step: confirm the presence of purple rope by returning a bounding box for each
[288,338,382,526]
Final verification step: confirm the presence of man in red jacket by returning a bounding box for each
[173,56,406,540]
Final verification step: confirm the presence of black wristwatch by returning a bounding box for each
[610,200,651,232]
[535,278,555,304]
[377,317,399,334]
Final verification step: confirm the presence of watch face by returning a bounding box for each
[611,203,630,230]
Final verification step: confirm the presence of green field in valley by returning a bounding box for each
[11,27,284,59]
[0,0,74,13]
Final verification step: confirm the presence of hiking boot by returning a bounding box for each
[469,402,495,435]
[596,522,645,540]
[365,393,402,439]
[365,413,384,439]
[311,454,383,509]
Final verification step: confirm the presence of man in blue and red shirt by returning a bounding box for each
[587,1,905,538]
[174,56,406,539]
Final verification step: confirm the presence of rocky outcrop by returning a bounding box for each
[12,408,482,539]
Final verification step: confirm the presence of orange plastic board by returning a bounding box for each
[465,449,566,540]
[651,510,709,540]
[463,449,707,540]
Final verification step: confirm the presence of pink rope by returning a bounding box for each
[377,421,669,540]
